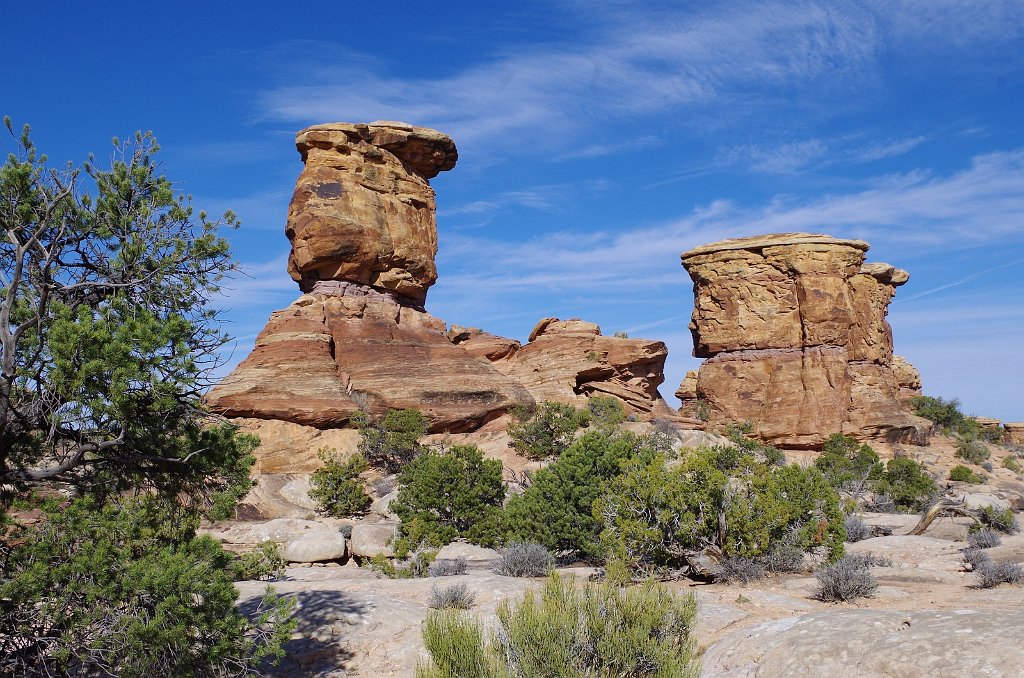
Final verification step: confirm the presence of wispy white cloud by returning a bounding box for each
[439,180,615,219]
[251,2,1020,162]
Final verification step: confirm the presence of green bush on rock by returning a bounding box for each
[507,401,591,460]
[309,448,372,517]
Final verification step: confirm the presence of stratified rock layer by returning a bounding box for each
[207,283,533,433]
[454,318,675,419]
[681,233,930,448]
[286,122,457,304]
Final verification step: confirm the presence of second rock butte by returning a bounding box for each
[679,233,932,449]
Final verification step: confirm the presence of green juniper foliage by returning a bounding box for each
[354,408,428,473]
[309,448,372,517]
[874,456,938,512]
[596,445,844,573]
[0,122,292,674]
[814,433,883,491]
[391,444,506,554]
[507,401,591,460]
[502,430,667,558]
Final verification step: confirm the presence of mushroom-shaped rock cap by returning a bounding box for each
[295,121,457,179]
[682,232,870,261]
[860,262,910,286]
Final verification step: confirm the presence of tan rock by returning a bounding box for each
[286,122,457,304]
[891,355,923,401]
[1005,423,1024,445]
[448,325,522,362]
[350,523,398,558]
[681,233,930,448]
[207,286,534,435]
[491,317,673,419]
[969,416,1002,430]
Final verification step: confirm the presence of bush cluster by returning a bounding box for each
[955,437,991,465]
[416,573,700,678]
[391,444,505,555]
[596,446,845,574]
[491,542,554,577]
[428,582,475,610]
[814,555,879,602]
[967,529,1002,549]
[873,456,938,512]
[308,448,372,517]
[429,557,469,577]
[507,401,591,460]
[815,434,882,491]
[844,515,871,543]
[354,408,428,474]
[949,464,984,484]
[976,505,1020,534]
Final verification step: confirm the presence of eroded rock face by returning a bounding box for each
[206,283,533,433]
[1005,423,1024,446]
[286,122,457,304]
[681,233,931,448]
[456,318,674,419]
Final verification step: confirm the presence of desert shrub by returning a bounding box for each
[428,583,476,610]
[502,430,662,557]
[0,498,295,676]
[976,505,1020,534]
[814,556,879,602]
[1003,456,1023,474]
[967,529,1002,549]
[719,556,764,584]
[597,447,844,577]
[976,560,1024,588]
[491,542,554,578]
[815,434,883,491]
[308,449,372,517]
[949,464,984,483]
[586,395,626,431]
[507,401,591,460]
[373,475,398,497]
[392,445,505,555]
[726,426,785,466]
[496,574,698,678]
[417,575,700,678]
[874,456,938,512]
[230,541,286,581]
[416,611,499,678]
[761,543,807,574]
[370,549,438,579]
[981,461,994,472]
[355,408,428,473]
[430,557,469,577]
[911,395,969,432]
[955,437,990,465]
[979,426,1005,444]
[844,515,871,543]
[962,547,990,570]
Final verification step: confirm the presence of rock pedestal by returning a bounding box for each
[680,233,931,449]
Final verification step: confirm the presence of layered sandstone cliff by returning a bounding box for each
[680,233,931,449]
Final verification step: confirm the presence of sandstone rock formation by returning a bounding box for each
[1005,422,1024,446]
[891,355,923,401]
[451,318,675,419]
[681,233,931,448]
[286,122,457,304]
[207,282,533,433]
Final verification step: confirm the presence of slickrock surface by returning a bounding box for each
[454,317,676,419]
[206,284,533,433]
[681,233,931,448]
[286,122,456,304]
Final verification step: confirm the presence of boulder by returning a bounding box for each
[350,523,398,558]
[370,490,399,520]
[286,122,456,304]
[434,541,500,567]
[681,233,931,449]
[281,533,347,563]
[701,608,1024,677]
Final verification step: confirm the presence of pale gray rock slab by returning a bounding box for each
[281,533,347,563]
[349,523,397,558]
[701,608,1024,678]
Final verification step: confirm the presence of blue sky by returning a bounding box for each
[3,1,1023,421]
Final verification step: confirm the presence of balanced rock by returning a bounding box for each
[286,122,457,304]
[455,318,675,419]
[681,233,931,448]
